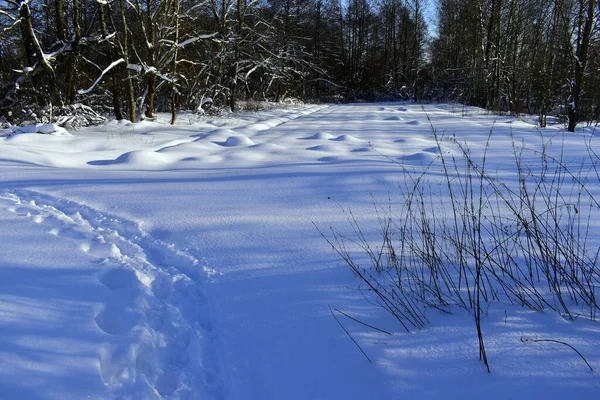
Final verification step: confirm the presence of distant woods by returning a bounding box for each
[0,0,598,129]
[433,0,599,131]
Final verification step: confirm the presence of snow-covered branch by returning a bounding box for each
[77,58,125,95]
[127,64,176,84]
[177,33,217,48]
[0,9,17,21]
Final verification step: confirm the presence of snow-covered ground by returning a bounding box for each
[0,103,599,399]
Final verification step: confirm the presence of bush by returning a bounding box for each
[323,125,600,371]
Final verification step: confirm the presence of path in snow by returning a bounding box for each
[0,190,226,399]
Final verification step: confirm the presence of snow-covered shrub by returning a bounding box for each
[237,99,304,112]
[2,102,106,130]
[40,104,106,130]
[8,123,71,137]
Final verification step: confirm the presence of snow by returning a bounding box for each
[1,102,599,399]
[7,123,71,136]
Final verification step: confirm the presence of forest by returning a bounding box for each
[0,0,598,131]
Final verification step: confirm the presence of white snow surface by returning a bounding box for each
[0,103,599,399]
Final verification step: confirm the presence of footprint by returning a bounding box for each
[135,344,156,377]
[51,226,90,241]
[14,207,35,216]
[145,308,168,331]
[156,370,179,396]
[151,274,173,300]
[144,242,202,282]
[98,268,140,290]
[81,236,123,259]
[99,345,137,390]
[95,306,140,335]
[172,280,213,332]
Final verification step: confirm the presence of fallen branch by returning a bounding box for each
[521,337,594,372]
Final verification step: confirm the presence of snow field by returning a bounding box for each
[1,102,599,399]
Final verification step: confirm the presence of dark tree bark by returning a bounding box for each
[144,0,157,119]
[99,2,123,120]
[19,2,56,104]
[119,0,136,122]
[55,0,67,43]
[568,0,597,132]
[170,0,180,125]
[65,0,81,104]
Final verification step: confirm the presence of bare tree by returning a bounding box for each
[567,0,598,131]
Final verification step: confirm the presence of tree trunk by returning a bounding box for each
[100,3,123,120]
[120,0,136,122]
[19,3,56,105]
[65,0,82,104]
[55,0,67,43]
[568,0,596,132]
[170,0,180,125]
[145,75,157,119]
[144,0,157,119]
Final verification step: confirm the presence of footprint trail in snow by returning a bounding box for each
[0,190,228,399]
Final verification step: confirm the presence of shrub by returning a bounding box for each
[322,125,600,371]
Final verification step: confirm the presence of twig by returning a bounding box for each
[520,337,594,371]
[329,304,371,362]
[334,308,392,335]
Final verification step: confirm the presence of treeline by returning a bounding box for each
[432,0,599,131]
[0,0,597,130]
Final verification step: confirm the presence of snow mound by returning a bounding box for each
[423,146,451,155]
[400,152,437,163]
[223,135,255,147]
[405,120,421,126]
[11,123,72,136]
[114,150,173,167]
[205,128,238,137]
[331,134,361,143]
[385,116,404,121]
[303,132,335,140]
[248,118,284,131]
[251,143,286,152]
[201,128,239,143]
